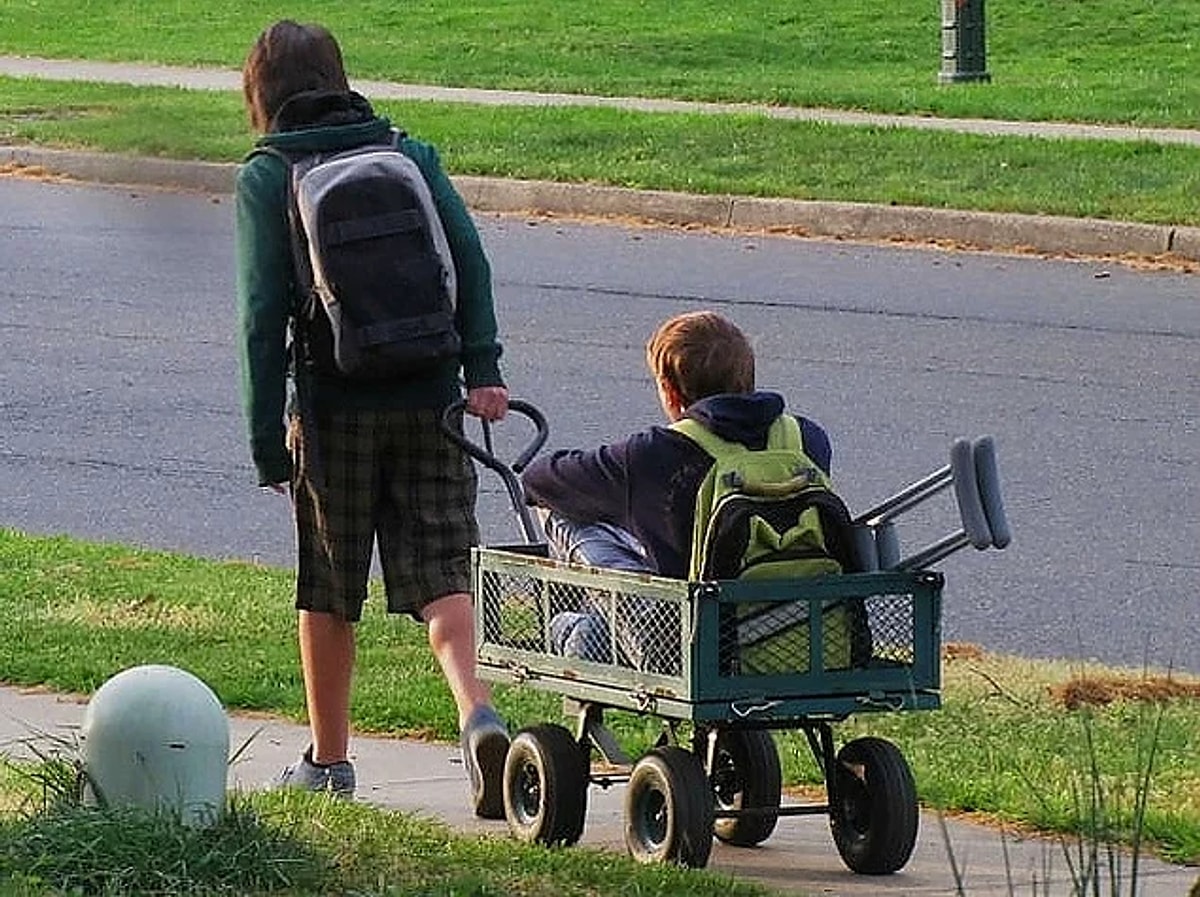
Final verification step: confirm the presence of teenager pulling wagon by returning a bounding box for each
[234,19,510,818]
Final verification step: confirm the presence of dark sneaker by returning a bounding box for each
[460,705,509,819]
[276,746,356,798]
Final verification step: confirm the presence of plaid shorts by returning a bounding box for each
[288,406,479,622]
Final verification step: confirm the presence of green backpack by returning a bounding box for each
[672,415,869,676]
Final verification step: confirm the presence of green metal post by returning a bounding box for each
[940,0,991,83]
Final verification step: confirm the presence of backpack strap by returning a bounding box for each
[673,415,818,500]
[671,414,803,459]
[242,145,305,305]
[767,414,803,452]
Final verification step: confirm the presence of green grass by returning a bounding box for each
[3,1,1200,229]
[0,794,332,895]
[0,770,766,897]
[1,0,1198,127]
[1,529,1198,870]
[5,78,1200,227]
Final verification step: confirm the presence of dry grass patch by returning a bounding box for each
[1051,674,1200,710]
[42,594,218,631]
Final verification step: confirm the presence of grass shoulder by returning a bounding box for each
[3,78,1200,228]
[1,0,1199,128]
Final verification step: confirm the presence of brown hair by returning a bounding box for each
[645,311,755,408]
[242,20,350,133]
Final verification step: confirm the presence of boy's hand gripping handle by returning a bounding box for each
[439,399,549,545]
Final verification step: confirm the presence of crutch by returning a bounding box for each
[853,435,1011,572]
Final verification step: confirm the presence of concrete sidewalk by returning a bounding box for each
[1,684,1195,897]
[3,55,1200,263]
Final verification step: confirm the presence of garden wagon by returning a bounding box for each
[444,400,1010,872]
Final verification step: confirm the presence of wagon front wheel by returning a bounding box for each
[503,723,589,847]
[828,736,918,874]
[624,746,714,867]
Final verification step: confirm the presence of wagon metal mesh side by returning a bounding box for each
[473,548,942,723]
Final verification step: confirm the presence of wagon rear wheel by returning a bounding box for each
[503,723,589,847]
[705,728,781,847]
[828,736,918,874]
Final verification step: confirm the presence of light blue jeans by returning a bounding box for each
[540,512,678,673]
[540,513,652,573]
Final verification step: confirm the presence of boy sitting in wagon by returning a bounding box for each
[521,311,860,675]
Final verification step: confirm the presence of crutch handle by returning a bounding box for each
[861,435,1012,570]
[973,436,1011,549]
[951,438,993,550]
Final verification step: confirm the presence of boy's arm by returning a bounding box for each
[234,155,293,487]
[522,441,633,525]
[798,416,833,474]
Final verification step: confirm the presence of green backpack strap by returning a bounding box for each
[673,415,811,498]
[671,414,802,458]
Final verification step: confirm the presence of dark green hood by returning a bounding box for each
[258,89,394,155]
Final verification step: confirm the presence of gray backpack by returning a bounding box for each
[262,133,460,380]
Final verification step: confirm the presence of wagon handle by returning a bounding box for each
[439,398,549,545]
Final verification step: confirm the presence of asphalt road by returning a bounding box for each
[1,176,1197,674]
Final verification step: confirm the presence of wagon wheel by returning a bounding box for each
[705,728,782,847]
[624,746,714,868]
[828,736,918,874]
[503,723,589,847]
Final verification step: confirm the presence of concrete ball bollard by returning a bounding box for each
[81,664,230,827]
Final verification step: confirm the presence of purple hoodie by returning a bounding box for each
[520,390,832,579]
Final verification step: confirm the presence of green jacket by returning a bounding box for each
[234,102,504,486]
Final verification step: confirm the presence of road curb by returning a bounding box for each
[5,144,1199,263]
[1,145,236,195]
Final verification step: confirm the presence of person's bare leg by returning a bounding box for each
[421,592,490,726]
[298,609,355,763]
[424,591,508,818]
